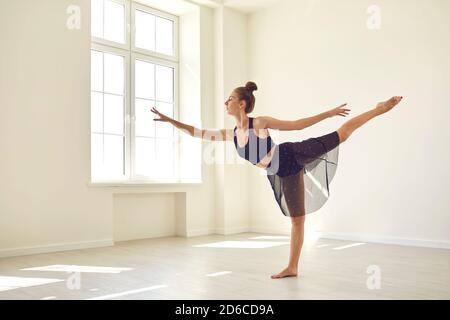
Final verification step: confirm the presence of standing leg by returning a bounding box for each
[271,215,305,279]
[337,96,403,143]
[271,170,306,279]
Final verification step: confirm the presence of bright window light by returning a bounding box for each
[135,10,155,51]
[332,243,367,250]
[316,244,331,248]
[0,276,63,292]
[91,0,103,38]
[91,0,125,44]
[21,265,133,273]
[91,50,126,181]
[86,284,168,300]
[104,0,125,43]
[91,0,180,183]
[135,9,174,56]
[155,16,174,55]
[194,241,289,249]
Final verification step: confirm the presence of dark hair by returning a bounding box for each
[234,81,258,113]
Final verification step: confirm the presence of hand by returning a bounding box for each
[328,103,351,118]
[151,107,172,123]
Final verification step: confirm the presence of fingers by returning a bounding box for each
[151,107,161,114]
[151,107,163,121]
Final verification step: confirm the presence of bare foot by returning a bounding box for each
[376,96,403,114]
[271,267,298,279]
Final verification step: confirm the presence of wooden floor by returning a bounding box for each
[0,232,449,300]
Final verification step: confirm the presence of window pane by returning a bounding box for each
[104,0,125,43]
[135,10,155,52]
[135,137,155,176]
[155,139,174,179]
[135,98,155,137]
[155,65,173,103]
[91,50,103,91]
[155,17,173,56]
[104,135,125,176]
[104,94,124,135]
[135,60,154,100]
[104,53,124,95]
[91,92,103,133]
[91,133,103,177]
[154,102,173,139]
[91,0,104,38]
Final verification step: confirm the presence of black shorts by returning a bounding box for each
[265,131,340,217]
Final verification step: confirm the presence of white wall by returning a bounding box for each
[0,0,219,257]
[248,0,450,247]
[211,6,251,235]
[4,0,445,256]
[0,0,114,255]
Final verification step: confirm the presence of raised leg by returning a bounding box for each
[337,96,403,143]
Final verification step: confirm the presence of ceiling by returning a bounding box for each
[135,0,283,15]
[222,0,282,14]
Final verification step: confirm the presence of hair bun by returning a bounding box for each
[245,81,258,92]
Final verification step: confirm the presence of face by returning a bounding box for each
[224,91,244,115]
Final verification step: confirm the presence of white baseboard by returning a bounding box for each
[319,232,450,249]
[0,239,114,258]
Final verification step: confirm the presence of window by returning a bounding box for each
[90,0,179,183]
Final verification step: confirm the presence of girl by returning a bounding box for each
[151,81,403,279]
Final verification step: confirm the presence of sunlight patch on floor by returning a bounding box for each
[21,265,133,273]
[332,243,367,250]
[0,276,63,292]
[86,285,168,300]
[193,241,289,249]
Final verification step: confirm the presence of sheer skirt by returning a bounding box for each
[265,131,340,217]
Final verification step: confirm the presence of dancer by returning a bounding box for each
[151,81,403,279]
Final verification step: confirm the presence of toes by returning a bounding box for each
[271,273,284,279]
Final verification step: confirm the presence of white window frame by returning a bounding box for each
[131,52,179,182]
[91,0,180,184]
[90,43,131,181]
[91,0,131,51]
[131,2,179,63]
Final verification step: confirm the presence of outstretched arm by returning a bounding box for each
[259,103,350,131]
[151,107,233,141]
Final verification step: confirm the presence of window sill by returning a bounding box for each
[87,181,202,188]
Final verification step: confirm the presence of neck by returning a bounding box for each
[234,112,249,129]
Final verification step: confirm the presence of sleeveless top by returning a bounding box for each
[233,117,274,165]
